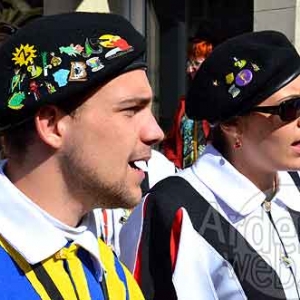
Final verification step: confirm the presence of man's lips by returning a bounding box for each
[129,161,148,172]
[128,161,147,182]
[133,160,148,172]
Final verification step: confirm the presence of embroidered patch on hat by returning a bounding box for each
[12,44,37,67]
[212,80,219,86]
[8,91,26,110]
[86,57,104,72]
[223,57,260,99]
[0,13,146,132]
[100,34,133,60]
[7,34,135,110]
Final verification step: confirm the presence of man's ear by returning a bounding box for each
[34,105,70,149]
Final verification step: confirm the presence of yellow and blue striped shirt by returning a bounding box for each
[0,234,144,299]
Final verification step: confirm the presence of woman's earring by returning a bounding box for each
[233,139,242,149]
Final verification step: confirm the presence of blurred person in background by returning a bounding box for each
[162,21,215,169]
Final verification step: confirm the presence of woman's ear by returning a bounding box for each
[34,105,69,149]
[220,117,244,140]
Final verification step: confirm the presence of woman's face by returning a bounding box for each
[238,75,300,173]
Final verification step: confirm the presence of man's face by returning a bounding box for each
[58,69,164,210]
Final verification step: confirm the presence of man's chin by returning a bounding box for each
[123,188,143,209]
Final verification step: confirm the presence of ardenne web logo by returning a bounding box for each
[199,183,300,298]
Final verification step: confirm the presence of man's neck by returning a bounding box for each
[5,158,87,227]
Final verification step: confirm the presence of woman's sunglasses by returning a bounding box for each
[248,97,300,122]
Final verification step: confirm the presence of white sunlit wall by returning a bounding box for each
[254,0,299,51]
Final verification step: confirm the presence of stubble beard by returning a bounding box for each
[58,146,137,211]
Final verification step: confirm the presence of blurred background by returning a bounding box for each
[1,0,299,133]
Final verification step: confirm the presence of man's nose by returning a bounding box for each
[142,114,165,146]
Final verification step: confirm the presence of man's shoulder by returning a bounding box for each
[0,242,41,299]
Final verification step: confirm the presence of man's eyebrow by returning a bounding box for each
[117,97,151,107]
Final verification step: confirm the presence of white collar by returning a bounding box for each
[0,160,103,279]
[191,145,300,219]
[276,170,300,212]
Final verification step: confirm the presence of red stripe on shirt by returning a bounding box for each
[170,208,183,272]
[102,209,108,244]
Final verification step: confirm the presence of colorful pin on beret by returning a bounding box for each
[0,12,146,132]
[186,30,300,123]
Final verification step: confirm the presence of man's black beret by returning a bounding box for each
[186,30,300,123]
[0,12,146,132]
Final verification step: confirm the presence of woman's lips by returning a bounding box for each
[291,141,300,154]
